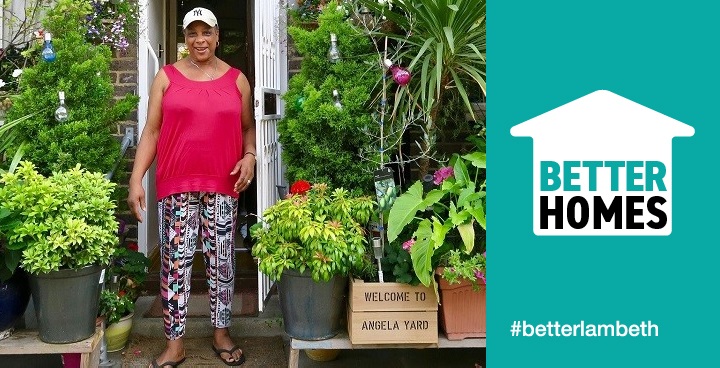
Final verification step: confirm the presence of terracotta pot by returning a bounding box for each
[437,268,486,340]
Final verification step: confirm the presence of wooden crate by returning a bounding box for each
[348,278,438,344]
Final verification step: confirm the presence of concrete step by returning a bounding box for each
[129,293,284,338]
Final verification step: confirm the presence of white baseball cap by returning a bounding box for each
[183,7,218,30]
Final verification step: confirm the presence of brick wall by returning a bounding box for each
[110,46,139,244]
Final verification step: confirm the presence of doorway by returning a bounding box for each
[145,0,258,297]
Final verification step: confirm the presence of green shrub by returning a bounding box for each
[279,1,380,194]
[0,161,117,274]
[4,0,138,175]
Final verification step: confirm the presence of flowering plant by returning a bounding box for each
[386,149,486,294]
[289,179,312,195]
[98,238,148,325]
[251,182,375,281]
[105,241,149,301]
[98,289,134,325]
[442,250,486,291]
[85,0,139,52]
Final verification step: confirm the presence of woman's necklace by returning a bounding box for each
[188,57,217,80]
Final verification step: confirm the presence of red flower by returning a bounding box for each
[290,180,312,195]
[118,290,126,297]
[127,242,139,252]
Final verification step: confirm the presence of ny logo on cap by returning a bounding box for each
[193,9,202,16]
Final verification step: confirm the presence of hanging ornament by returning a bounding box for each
[54,91,68,122]
[295,96,306,111]
[384,59,411,86]
[42,32,56,62]
[332,90,343,110]
[327,33,341,63]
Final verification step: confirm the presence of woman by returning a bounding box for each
[128,7,254,367]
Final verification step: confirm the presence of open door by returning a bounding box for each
[137,0,166,255]
[253,0,288,312]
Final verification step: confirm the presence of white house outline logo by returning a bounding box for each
[510,90,694,236]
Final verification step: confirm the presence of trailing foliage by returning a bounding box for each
[279,1,380,194]
[4,0,138,175]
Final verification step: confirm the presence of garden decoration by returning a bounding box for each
[327,33,341,62]
[384,59,411,86]
[54,91,68,122]
[41,32,56,62]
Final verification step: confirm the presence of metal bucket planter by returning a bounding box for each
[278,269,347,340]
[0,269,31,340]
[29,264,103,343]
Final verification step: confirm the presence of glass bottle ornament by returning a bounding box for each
[55,91,68,122]
[327,33,341,63]
[384,59,411,86]
[295,96,306,111]
[332,90,343,110]
[42,32,56,62]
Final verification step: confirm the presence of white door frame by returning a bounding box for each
[253,0,288,312]
[137,0,166,256]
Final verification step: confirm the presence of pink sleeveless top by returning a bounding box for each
[156,64,243,199]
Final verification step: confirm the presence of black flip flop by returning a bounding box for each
[212,344,246,366]
[151,357,186,367]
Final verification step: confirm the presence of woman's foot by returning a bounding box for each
[149,339,185,368]
[212,328,245,365]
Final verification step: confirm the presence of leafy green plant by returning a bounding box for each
[279,1,380,194]
[360,0,486,176]
[289,0,327,23]
[0,161,117,274]
[98,289,134,325]
[251,182,375,282]
[381,240,420,284]
[386,148,485,292]
[106,242,150,302]
[5,0,138,176]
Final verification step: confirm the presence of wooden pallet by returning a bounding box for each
[0,327,103,368]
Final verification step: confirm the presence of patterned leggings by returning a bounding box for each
[158,192,238,340]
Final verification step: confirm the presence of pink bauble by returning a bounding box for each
[390,65,411,86]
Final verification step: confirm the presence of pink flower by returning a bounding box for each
[402,238,415,252]
[433,166,454,185]
[475,270,486,284]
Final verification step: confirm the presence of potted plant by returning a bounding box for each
[250,181,375,340]
[0,206,31,341]
[436,249,486,340]
[99,241,149,351]
[387,149,486,291]
[386,128,486,339]
[0,161,118,343]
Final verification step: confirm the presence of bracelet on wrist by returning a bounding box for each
[244,152,256,159]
